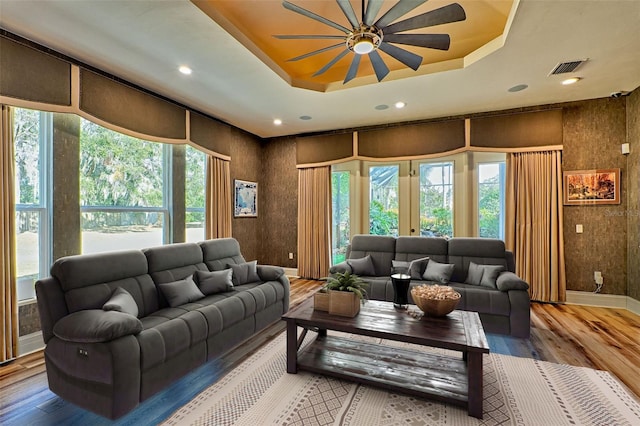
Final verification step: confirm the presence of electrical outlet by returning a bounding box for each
[576,224,583,233]
[594,271,602,280]
[288,252,294,260]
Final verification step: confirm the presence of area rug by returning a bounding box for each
[162,332,640,426]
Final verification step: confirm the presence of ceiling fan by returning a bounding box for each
[275,0,466,84]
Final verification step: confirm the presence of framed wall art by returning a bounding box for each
[563,168,620,205]
[234,179,258,217]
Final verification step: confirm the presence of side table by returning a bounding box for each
[390,273,411,309]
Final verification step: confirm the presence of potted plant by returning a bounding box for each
[323,272,368,317]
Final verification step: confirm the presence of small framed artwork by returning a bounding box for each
[563,169,620,205]
[234,179,258,217]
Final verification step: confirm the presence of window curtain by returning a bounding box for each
[205,155,232,239]
[1,105,18,363]
[297,166,331,279]
[505,150,566,302]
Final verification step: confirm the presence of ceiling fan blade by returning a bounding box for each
[364,0,384,26]
[383,3,466,34]
[283,1,351,34]
[344,54,362,84]
[287,43,344,62]
[368,50,390,82]
[336,0,359,29]
[383,33,451,50]
[375,0,428,29]
[313,49,350,77]
[274,35,346,40]
[379,42,422,70]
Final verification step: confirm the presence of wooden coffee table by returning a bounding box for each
[282,298,490,418]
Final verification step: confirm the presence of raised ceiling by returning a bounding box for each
[1,0,639,138]
[193,0,515,91]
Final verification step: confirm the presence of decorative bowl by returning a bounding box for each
[411,285,461,317]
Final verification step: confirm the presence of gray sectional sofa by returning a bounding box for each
[330,235,530,338]
[35,238,290,419]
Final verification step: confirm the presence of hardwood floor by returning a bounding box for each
[1,278,639,425]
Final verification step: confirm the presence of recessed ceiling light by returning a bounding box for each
[375,104,389,110]
[562,77,581,85]
[178,66,192,75]
[508,84,528,92]
[273,119,282,126]
[395,101,406,109]
[299,115,312,121]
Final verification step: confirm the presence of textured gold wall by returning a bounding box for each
[562,98,628,294]
[627,90,640,301]
[260,137,298,267]
[230,128,263,262]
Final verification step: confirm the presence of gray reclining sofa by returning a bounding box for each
[35,238,289,419]
[330,235,530,338]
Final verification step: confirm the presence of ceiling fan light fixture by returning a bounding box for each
[347,25,382,55]
[353,37,374,55]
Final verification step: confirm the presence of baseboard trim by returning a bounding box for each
[283,267,298,277]
[566,290,640,315]
[18,331,44,356]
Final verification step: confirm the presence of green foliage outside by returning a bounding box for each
[13,108,40,206]
[331,171,350,264]
[479,176,501,238]
[185,145,206,226]
[369,200,398,236]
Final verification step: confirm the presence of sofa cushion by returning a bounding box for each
[158,276,205,307]
[348,255,376,276]
[228,260,260,286]
[496,272,530,291]
[103,287,138,317]
[200,238,246,271]
[349,235,396,276]
[480,265,505,288]
[392,260,409,273]
[144,242,207,284]
[408,257,430,280]
[395,236,448,264]
[422,259,455,284]
[194,269,234,295]
[465,262,485,286]
[53,310,143,343]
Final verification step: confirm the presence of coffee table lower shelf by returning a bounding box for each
[296,334,470,412]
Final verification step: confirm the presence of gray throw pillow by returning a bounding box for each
[158,276,205,307]
[408,257,430,280]
[347,255,376,276]
[53,310,143,343]
[422,259,455,284]
[103,287,138,317]
[228,260,261,285]
[194,269,234,295]
[496,271,530,291]
[391,260,410,274]
[465,261,484,286]
[479,264,505,289]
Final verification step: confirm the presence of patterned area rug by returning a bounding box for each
[162,332,640,426]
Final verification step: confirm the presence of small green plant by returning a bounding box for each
[324,272,368,303]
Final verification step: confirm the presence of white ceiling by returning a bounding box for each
[1,0,639,139]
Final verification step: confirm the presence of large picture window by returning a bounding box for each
[419,162,454,237]
[14,108,51,301]
[80,120,168,253]
[369,164,399,236]
[185,145,206,242]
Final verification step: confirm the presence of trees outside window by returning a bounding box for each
[369,165,399,236]
[419,162,453,237]
[478,162,506,239]
[331,170,350,264]
[185,145,205,242]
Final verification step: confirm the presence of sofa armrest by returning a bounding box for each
[329,261,352,275]
[496,271,529,292]
[53,310,143,343]
[35,277,69,344]
[256,265,285,281]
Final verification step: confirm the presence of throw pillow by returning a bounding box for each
[408,257,430,280]
[422,259,455,284]
[391,260,410,274]
[228,260,261,286]
[479,264,505,289]
[103,287,138,317]
[347,255,376,276]
[465,262,485,286]
[158,276,205,307]
[194,269,234,295]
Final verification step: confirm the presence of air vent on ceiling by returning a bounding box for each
[549,59,588,75]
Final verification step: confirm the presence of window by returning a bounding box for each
[331,170,350,264]
[369,165,399,236]
[80,120,168,253]
[419,162,454,237]
[478,162,506,239]
[14,108,51,301]
[185,145,206,242]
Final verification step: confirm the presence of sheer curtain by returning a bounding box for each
[205,155,232,239]
[1,105,18,363]
[506,150,566,302]
[297,166,331,279]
